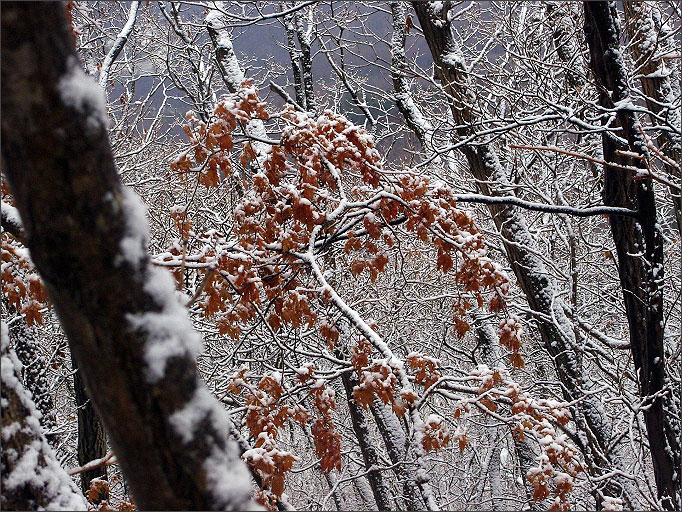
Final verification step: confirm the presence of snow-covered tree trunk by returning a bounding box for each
[206,2,268,166]
[412,2,638,507]
[472,314,537,511]
[369,403,426,511]
[622,0,682,235]
[2,223,108,500]
[1,3,252,509]
[389,1,435,150]
[281,3,306,110]
[1,322,87,511]
[584,3,681,509]
[6,315,57,445]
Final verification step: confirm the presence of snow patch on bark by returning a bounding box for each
[58,57,108,133]
[127,265,203,382]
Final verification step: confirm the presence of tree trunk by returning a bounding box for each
[622,1,682,236]
[340,370,393,511]
[472,313,540,511]
[5,310,57,445]
[293,4,316,113]
[584,3,680,509]
[370,402,426,511]
[282,2,306,110]
[1,323,87,511]
[71,358,109,501]
[206,2,269,166]
[1,3,252,509]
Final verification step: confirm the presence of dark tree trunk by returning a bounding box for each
[584,3,680,509]
[5,309,57,445]
[71,359,108,501]
[1,3,252,510]
[622,1,682,236]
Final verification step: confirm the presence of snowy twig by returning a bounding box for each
[269,81,306,112]
[68,451,117,476]
[509,144,681,192]
[451,193,639,218]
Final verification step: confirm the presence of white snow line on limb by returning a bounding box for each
[98,2,139,90]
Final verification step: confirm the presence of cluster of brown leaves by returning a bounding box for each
[1,193,47,326]
[406,352,441,390]
[498,315,524,368]
[229,364,343,503]
[229,370,301,499]
[85,478,135,511]
[421,415,452,453]
[460,365,580,510]
[350,338,413,416]
[167,84,510,359]
[170,81,268,188]
[297,364,342,474]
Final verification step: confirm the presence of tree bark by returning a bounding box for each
[340,370,393,511]
[584,3,680,509]
[282,2,306,110]
[71,359,109,501]
[292,4,316,113]
[1,3,252,510]
[1,323,87,511]
[5,312,57,445]
[622,1,682,236]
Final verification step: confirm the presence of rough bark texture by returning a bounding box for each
[584,3,680,509]
[390,1,434,148]
[1,3,252,510]
[282,2,306,110]
[412,2,637,506]
[370,402,425,511]
[6,315,57,445]
[1,323,87,511]
[292,4,316,113]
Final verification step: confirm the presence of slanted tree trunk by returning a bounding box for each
[584,3,680,509]
[206,2,269,166]
[340,369,393,510]
[1,3,252,509]
[389,1,436,149]
[370,402,426,511]
[412,2,638,507]
[1,323,87,511]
